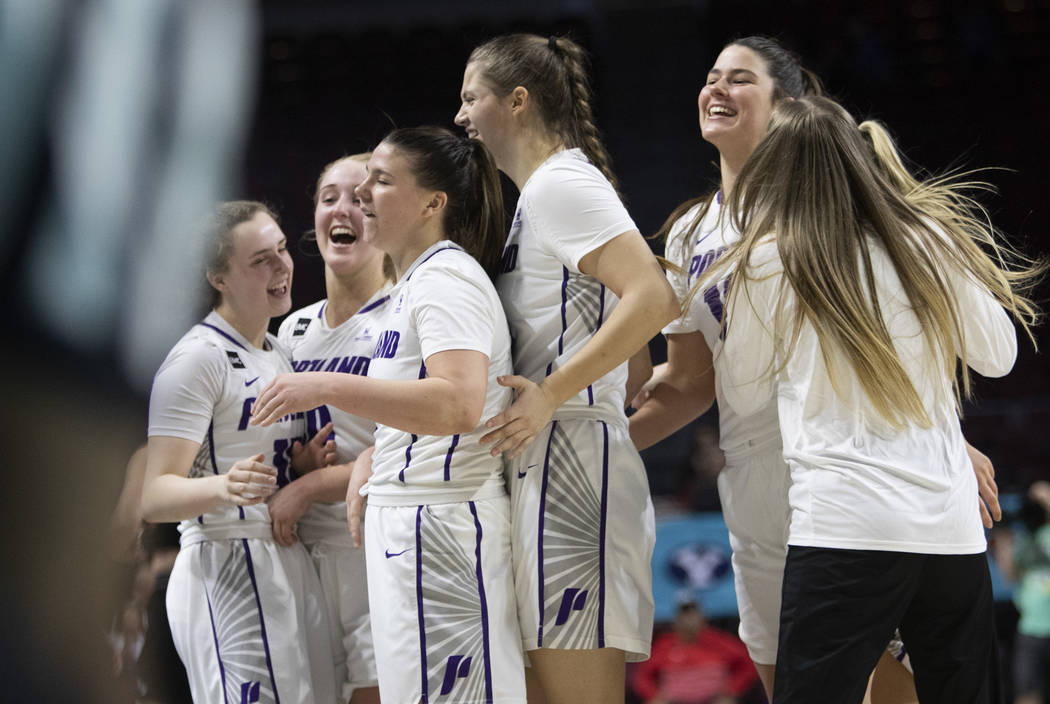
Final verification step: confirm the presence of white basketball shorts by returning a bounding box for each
[364,495,526,703]
[507,418,655,662]
[166,536,337,704]
[717,447,791,666]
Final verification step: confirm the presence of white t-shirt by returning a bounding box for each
[663,196,781,460]
[148,311,306,542]
[365,241,513,506]
[497,148,636,422]
[717,237,1017,554]
[277,286,392,533]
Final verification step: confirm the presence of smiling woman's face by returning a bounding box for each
[314,158,383,277]
[698,44,778,161]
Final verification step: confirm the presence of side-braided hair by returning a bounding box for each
[469,34,620,194]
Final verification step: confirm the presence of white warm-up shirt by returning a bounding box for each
[497,148,636,422]
[277,286,391,536]
[365,241,513,506]
[148,311,306,544]
[663,197,781,460]
[717,237,1017,554]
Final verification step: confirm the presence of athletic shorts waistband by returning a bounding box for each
[178,521,274,546]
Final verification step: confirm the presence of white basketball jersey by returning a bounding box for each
[277,285,392,533]
[366,241,513,506]
[148,311,306,543]
[662,196,781,458]
[497,148,636,422]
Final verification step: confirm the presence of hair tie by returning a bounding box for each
[548,35,558,52]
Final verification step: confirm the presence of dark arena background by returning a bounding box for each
[1,0,1048,701]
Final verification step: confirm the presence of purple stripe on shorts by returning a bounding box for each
[536,421,558,647]
[586,384,594,406]
[317,301,326,319]
[399,434,418,483]
[443,434,460,481]
[597,422,609,647]
[557,267,569,355]
[415,506,429,702]
[241,539,281,703]
[468,501,494,703]
[204,586,230,703]
[596,283,606,328]
[197,322,248,351]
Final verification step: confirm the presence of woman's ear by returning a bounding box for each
[206,271,225,293]
[510,86,529,115]
[423,191,448,218]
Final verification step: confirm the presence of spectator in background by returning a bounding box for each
[632,599,758,704]
[994,481,1050,704]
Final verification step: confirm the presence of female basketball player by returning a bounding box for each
[453,33,681,704]
[269,154,388,704]
[629,36,999,701]
[712,94,1041,703]
[251,127,527,703]
[141,201,338,704]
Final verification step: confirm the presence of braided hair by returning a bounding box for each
[468,34,621,194]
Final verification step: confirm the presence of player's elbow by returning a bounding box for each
[435,394,485,435]
[652,279,683,330]
[139,489,164,524]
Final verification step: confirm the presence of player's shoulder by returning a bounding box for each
[670,200,710,233]
[408,248,497,312]
[278,300,326,344]
[740,237,783,282]
[524,149,608,198]
[412,245,488,284]
[166,323,229,363]
[155,324,235,389]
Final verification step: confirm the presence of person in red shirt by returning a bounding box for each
[633,600,758,704]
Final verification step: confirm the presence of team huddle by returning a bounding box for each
[138,32,1042,704]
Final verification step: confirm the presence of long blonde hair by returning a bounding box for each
[702,95,1043,428]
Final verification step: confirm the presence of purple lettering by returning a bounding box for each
[374,331,400,359]
[237,398,255,431]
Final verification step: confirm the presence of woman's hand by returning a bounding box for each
[267,482,311,547]
[479,375,557,459]
[221,454,278,506]
[251,373,327,427]
[346,446,375,548]
[291,421,336,474]
[965,440,1000,529]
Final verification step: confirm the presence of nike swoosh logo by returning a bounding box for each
[385,548,409,558]
[518,463,539,479]
[244,376,260,387]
